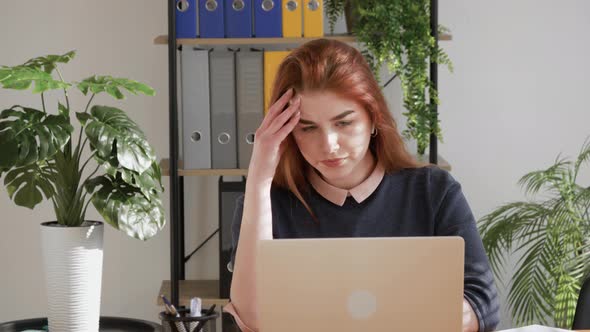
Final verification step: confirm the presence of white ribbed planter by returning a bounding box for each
[40,221,104,332]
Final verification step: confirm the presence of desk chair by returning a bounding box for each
[573,277,590,330]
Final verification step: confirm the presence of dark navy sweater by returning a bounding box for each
[230,166,500,331]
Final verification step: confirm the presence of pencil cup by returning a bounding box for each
[160,307,219,332]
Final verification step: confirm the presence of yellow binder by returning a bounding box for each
[282,0,302,38]
[264,50,291,114]
[303,0,323,37]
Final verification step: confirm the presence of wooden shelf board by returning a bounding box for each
[158,280,229,307]
[160,154,450,177]
[153,33,452,45]
[160,159,248,176]
[416,154,452,172]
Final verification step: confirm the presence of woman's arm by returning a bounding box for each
[463,298,479,332]
[228,88,301,331]
[431,168,501,332]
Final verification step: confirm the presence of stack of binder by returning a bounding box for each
[175,0,324,38]
[181,48,292,170]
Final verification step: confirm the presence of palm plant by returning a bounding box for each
[0,51,165,240]
[479,140,590,328]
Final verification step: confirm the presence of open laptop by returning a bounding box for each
[256,237,464,332]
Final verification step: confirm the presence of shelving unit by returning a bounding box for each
[159,156,451,178]
[161,0,450,318]
[153,32,451,46]
[158,280,229,308]
[159,159,248,176]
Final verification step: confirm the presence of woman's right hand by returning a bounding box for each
[248,88,301,183]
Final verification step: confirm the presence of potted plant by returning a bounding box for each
[479,140,590,328]
[0,51,165,331]
[325,0,453,155]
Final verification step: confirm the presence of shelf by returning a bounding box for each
[158,280,229,308]
[160,159,248,176]
[153,33,452,45]
[417,154,452,172]
[160,154,450,177]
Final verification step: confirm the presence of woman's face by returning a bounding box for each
[291,90,375,189]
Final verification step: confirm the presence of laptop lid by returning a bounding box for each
[256,236,464,332]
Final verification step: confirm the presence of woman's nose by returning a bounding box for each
[320,131,340,154]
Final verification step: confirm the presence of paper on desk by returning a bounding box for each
[496,325,572,332]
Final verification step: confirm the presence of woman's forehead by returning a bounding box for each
[298,91,365,119]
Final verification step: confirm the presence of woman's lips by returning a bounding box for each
[321,158,346,168]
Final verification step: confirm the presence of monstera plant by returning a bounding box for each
[0,50,165,239]
[0,50,166,331]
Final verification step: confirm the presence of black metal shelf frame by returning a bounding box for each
[167,0,182,307]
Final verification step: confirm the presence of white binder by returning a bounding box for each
[236,49,264,169]
[181,47,212,169]
[210,49,238,169]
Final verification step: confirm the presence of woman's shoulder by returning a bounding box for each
[270,184,306,207]
[383,165,459,192]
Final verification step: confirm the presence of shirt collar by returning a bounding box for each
[307,162,385,206]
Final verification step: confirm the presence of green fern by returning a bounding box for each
[325,0,346,34]
[353,0,453,155]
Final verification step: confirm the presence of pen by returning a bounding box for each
[193,304,216,332]
[161,295,180,315]
[161,295,173,309]
[161,294,187,332]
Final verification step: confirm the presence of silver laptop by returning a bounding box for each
[256,237,464,332]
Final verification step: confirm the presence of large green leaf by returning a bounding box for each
[0,67,69,92]
[3,163,55,209]
[0,106,73,168]
[0,51,74,92]
[20,50,76,74]
[85,105,156,173]
[76,75,155,99]
[85,174,165,240]
[93,149,163,199]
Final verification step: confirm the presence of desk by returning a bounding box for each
[0,316,162,332]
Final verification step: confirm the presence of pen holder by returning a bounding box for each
[160,307,219,332]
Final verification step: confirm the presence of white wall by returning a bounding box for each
[1,0,589,328]
[0,0,170,323]
[439,1,590,328]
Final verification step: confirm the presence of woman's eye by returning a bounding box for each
[301,126,316,132]
[337,121,352,127]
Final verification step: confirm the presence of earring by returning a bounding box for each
[371,126,378,137]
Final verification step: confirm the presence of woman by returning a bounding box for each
[224,39,499,332]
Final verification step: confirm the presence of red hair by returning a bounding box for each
[270,39,423,216]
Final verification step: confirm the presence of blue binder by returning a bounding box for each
[225,0,253,38]
[175,0,197,38]
[199,0,225,38]
[254,0,282,37]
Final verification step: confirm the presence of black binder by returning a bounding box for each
[218,177,246,300]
